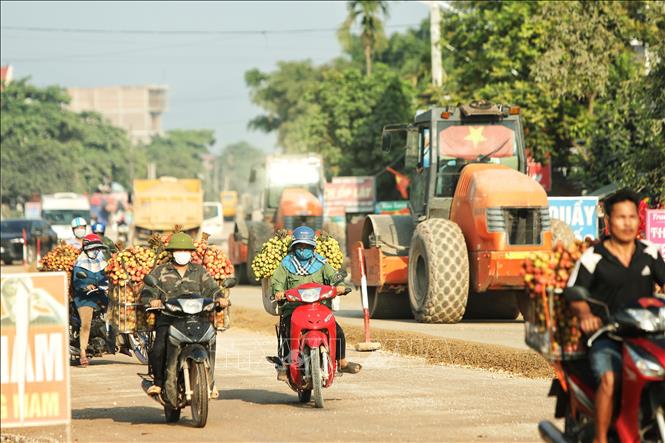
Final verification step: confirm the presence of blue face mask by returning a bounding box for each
[295,248,314,261]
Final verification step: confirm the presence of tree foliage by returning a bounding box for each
[1,78,134,201]
[218,141,265,192]
[338,0,389,77]
[143,129,214,179]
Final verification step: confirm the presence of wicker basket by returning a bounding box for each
[111,283,148,333]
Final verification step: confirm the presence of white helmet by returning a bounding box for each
[71,217,87,228]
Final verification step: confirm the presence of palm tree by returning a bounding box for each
[338,1,389,77]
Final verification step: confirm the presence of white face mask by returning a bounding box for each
[173,251,192,266]
[73,227,87,239]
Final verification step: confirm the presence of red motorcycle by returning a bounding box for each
[269,281,350,408]
[538,286,665,443]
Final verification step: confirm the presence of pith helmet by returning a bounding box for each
[166,232,196,251]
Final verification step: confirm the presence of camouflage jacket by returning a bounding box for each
[140,262,221,305]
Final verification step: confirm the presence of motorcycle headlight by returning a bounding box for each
[298,288,321,303]
[626,345,665,378]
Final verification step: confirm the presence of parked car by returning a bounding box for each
[0,219,58,265]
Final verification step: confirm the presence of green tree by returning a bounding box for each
[338,0,389,77]
[142,129,215,179]
[1,78,134,201]
[218,141,265,192]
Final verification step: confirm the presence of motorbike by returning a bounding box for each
[70,271,115,363]
[140,274,237,428]
[538,286,665,443]
[267,275,351,408]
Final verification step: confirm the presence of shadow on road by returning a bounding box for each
[73,406,164,424]
[218,388,295,405]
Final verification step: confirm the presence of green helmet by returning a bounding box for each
[166,232,196,251]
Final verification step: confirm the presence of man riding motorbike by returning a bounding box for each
[271,226,362,381]
[72,234,110,367]
[92,222,118,258]
[141,232,229,396]
[567,189,665,443]
[67,217,88,249]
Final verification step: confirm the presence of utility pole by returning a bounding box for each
[430,1,443,87]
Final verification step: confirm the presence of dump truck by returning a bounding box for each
[132,177,203,244]
[228,154,325,283]
[351,101,573,322]
[220,191,238,221]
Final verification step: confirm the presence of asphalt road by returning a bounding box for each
[4,328,555,443]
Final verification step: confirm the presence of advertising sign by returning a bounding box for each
[325,176,376,213]
[1,272,70,428]
[646,209,665,258]
[376,201,410,215]
[548,197,599,240]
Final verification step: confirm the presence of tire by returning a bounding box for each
[130,332,150,365]
[464,291,520,320]
[247,223,273,285]
[408,219,469,323]
[234,264,248,285]
[298,389,312,403]
[164,404,181,423]
[367,287,412,319]
[310,347,324,408]
[3,258,12,265]
[551,219,576,248]
[189,361,209,428]
[515,290,533,322]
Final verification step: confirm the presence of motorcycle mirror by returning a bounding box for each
[563,286,591,303]
[222,277,237,289]
[332,270,348,285]
[143,274,159,288]
[75,271,88,279]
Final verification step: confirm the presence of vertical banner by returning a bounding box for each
[646,209,665,258]
[548,197,599,240]
[1,272,71,428]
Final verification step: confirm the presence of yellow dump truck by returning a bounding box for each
[220,191,238,220]
[132,177,204,244]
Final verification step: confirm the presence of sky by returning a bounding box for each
[1,1,429,153]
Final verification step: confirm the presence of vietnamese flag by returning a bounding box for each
[386,167,410,199]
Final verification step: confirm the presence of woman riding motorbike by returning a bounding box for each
[271,226,362,381]
[72,234,109,367]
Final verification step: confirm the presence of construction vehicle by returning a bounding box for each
[228,154,325,283]
[220,191,238,221]
[132,177,203,244]
[351,101,573,322]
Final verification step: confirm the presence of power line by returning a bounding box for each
[2,23,422,36]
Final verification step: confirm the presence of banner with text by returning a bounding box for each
[548,197,599,240]
[646,209,665,258]
[1,272,70,428]
[325,176,376,213]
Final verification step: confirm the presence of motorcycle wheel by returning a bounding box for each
[130,332,150,365]
[190,361,209,428]
[310,347,324,409]
[164,404,181,423]
[298,389,311,403]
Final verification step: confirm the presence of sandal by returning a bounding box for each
[79,356,89,367]
[339,361,362,374]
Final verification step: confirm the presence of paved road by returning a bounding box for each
[6,328,555,442]
[230,285,529,351]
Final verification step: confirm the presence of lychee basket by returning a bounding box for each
[524,287,586,361]
[110,283,150,333]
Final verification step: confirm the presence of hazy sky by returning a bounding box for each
[1,1,429,153]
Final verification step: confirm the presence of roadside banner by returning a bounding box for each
[0,272,71,428]
[548,197,599,240]
[325,176,376,213]
[375,201,410,215]
[646,209,665,258]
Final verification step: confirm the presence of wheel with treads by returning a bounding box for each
[408,218,469,323]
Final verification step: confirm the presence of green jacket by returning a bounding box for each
[270,261,338,317]
[141,261,221,305]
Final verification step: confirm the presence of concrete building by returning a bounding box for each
[67,85,168,144]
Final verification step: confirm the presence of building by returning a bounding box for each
[67,85,168,144]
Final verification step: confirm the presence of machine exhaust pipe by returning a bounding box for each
[538,421,568,443]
